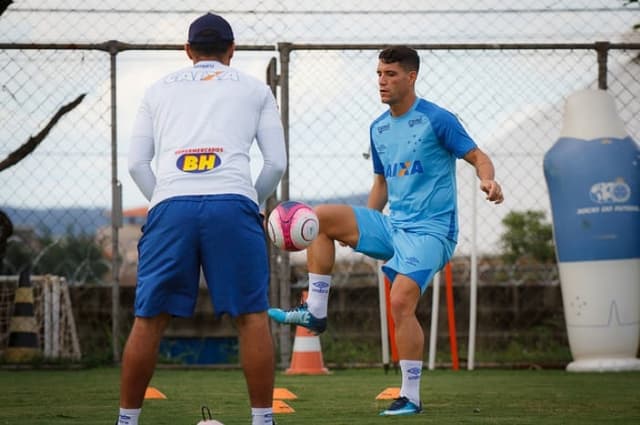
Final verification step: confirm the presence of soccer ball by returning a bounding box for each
[267,201,319,251]
[197,421,224,425]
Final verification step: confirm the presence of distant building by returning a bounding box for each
[97,206,147,286]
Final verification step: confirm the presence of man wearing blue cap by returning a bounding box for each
[115,12,286,425]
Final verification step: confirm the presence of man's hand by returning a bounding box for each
[480,180,504,204]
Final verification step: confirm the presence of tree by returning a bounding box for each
[3,229,109,284]
[0,94,86,269]
[500,210,555,264]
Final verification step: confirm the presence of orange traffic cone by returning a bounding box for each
[285,291,329,375]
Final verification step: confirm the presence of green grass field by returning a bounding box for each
[0,367,639,425]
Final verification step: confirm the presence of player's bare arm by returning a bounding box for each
[463,147,504,204]
[367,173,388,211]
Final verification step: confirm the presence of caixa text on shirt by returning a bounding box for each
[164,69,239,84]
[385,160,424,178]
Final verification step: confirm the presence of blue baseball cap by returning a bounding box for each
[188,13,234,43]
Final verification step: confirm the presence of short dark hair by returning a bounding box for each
[189,39,233,56]
[378,46,419,73]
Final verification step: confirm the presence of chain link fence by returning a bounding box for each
[2,1,638,44]
[1,2,639,365]
[277,43,639,367]
[1,47,111,280]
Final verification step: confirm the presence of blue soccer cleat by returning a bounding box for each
[379,396,422,416]
[267,303,327,334]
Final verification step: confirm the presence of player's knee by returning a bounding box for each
[135,314,171,331]
[314,204,335,225]
[235,311,269,329]
[389,295,415,320]
[315,204,357,239]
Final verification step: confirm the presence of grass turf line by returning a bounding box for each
[0,368,638,424]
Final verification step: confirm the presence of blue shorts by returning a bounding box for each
[353,207,456,294]
[135,194,269,318]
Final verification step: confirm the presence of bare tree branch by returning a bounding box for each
[0,1,12,17]
[0,93,86,172]
[0,209,13,267]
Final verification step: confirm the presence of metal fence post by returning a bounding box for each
[277,42,293,368]
[595,41,610,90]
[108,40,122,363]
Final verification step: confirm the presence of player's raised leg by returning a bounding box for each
[268,204,359,333]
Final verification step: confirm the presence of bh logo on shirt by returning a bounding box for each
[176,153,221,173]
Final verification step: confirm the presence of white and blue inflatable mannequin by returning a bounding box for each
[544,89,640,372]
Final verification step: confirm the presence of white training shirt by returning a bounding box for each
[128,60,287,210]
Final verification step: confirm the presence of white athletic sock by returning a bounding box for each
[117,408,141,425]
[306,273,331,318]
[251,407,274,425]
[399,359,423,406]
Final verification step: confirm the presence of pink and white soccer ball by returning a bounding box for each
[267,201,319,251]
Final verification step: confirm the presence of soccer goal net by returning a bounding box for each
[0,274,81,361]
